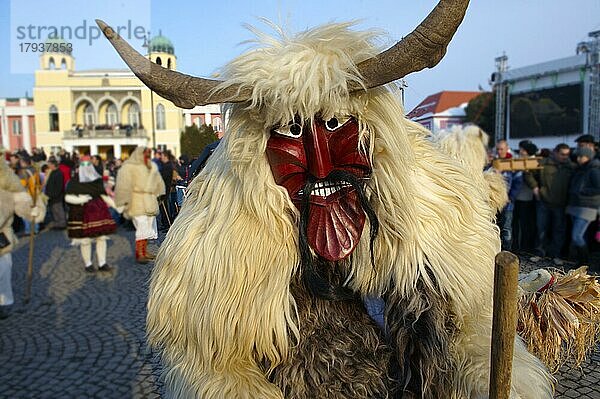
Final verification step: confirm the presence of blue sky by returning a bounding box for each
[0,0,598,111]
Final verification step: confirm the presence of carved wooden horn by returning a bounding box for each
[95,19,249,108]
[96,0,468,107]
[353,0,469,90]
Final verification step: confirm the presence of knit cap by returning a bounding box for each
[576,147,595,159]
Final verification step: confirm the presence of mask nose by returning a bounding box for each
[304,121,333,179]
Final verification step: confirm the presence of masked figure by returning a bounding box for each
[99,1,553,397]
[433,124,509,214]
[0,150,40,318]
[114,147,165,264]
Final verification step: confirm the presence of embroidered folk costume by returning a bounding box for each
[65,157,116,272]
[114,147,165,264]
[99,1,554,397]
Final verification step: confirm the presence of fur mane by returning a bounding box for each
[432,125,508,214]
[217,22,380,128]
[434,124,489,174]
[0,159,25,193]
[124,146,147,166]
[148,23,550,398]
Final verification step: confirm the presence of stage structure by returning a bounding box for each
[492,30,600,150]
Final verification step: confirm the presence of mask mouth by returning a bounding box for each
[298,180,352,197]
[298,170,379,298]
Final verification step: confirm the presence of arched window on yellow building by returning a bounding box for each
[128,103,140,127]
[156,104,166,130]
[84,104,95,127]
[49,105,59,132]
[106,103,118,126]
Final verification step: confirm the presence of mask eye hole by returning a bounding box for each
[324,115,351,131]
[273,122,303,138]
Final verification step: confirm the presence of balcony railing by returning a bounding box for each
[64,125,146,139]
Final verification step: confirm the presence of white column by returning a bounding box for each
[90,144,98,155]
[184,112,192,126]
[204,112,211,126]
[114,144,122,159]
[22,115,31,152]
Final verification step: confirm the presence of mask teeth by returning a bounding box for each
[310,180,352,197]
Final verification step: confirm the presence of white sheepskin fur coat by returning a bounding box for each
[147,23,553,399]
[433,124,509,214]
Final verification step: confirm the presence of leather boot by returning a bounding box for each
[143,239,156,260]
[135,240,149,264]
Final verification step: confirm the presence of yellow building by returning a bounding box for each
[33,35,183,159]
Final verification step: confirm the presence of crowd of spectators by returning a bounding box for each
[5,146,200,237]
[493,134,600,269]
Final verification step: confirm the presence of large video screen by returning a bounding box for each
[509,83,583,138]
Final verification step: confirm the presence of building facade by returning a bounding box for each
[33,35,184,159]
[0,97,36,151]
[183,104,224,138]
[407,91,481,133]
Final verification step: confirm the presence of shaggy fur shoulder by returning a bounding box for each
[0,167,30,255]
[484,169,510,213]
[0,163,25,193]
[433,124,508,215]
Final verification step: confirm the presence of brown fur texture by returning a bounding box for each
[385,274,457,398]
[269,274,394,399]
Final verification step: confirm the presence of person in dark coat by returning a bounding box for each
[513,141,538,251]
[495,140,523,251]
[158,151,175,230]
[566,147,600,267]
[190,140,221,179]
[525,143,575,262]
[44,160,66,229]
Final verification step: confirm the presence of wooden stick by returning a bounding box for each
[160,198,172,227]
[489,251,519,399]
[24,174,39,304]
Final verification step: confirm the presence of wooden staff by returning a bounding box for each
[24,172,40,304]
[160,197,172,227]
[489,251,519,399]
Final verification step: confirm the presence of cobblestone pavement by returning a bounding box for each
[0,227,164,398]
[0,228,599,398]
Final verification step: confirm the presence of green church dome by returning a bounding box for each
[149,33,174,55]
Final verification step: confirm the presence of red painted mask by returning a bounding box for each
[143,148,152,167]
[266,116,371,261]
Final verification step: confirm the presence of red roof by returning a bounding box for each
[407,91,482,119]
